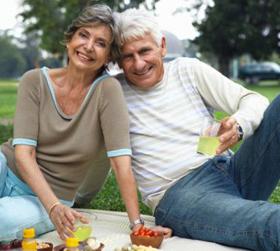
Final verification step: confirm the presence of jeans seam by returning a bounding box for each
[176,219,278,249]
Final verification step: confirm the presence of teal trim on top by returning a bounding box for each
[12,138,37,147]
[107,149,132,157]
[41,67,110,120]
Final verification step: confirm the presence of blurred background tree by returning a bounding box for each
[19,0,159,61]
[192,0,280,76]
[0,32,26,78]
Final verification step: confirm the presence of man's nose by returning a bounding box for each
[134,55,145,70]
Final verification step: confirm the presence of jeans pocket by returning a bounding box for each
[212,156,231,178]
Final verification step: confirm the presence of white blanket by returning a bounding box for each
[38,209,249,251]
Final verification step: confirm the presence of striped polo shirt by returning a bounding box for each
[117,57,269,211]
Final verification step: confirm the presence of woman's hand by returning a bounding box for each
[49,204,86,240]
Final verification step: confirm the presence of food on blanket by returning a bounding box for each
[130,226,163,248]
[114,244,159,251]
[83,238,104,251]
[37,242,53,251]
[54,238,104,251]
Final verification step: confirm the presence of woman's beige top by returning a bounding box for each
[1,67,131,201]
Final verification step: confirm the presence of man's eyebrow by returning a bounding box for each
[138,47,152,53]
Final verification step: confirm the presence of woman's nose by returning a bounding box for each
[84,40,94,52]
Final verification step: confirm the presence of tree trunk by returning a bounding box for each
[218,56,230,77]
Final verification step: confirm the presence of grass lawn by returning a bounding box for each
[0,81,17,119]
[0,79,280,215]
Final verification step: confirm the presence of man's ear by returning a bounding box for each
[160,37,167,57]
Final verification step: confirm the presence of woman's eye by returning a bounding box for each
[78,32,87,38]
[96,41,106,48]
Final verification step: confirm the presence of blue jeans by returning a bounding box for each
[0,152,73,241]
[154,95,280,251]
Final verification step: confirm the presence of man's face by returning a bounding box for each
[120,34,167,89]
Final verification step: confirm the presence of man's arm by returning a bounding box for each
[192,59,269,140]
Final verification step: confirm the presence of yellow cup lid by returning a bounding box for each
[66,238,79,247]
[23,228,36,238]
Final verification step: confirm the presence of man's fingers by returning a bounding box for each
[217,134,239,154]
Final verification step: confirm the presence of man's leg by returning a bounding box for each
[231,94,280,200]
[155,158,280,251]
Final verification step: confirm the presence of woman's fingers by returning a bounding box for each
[49,204,78,240]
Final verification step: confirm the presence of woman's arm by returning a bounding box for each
[15,145,83,240]
[110,155,143,231]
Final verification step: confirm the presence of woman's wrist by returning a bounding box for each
[48,201,61,216]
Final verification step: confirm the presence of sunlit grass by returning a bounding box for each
[0,81,17,119]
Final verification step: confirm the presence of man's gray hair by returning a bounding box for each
[114,8,163,48]
[64,4,120,62]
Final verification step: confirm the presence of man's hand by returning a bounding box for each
[132,225,172,239]
[216,117,240,154]
[151,226,172,238]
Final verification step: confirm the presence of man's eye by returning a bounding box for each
[122,55,132,60]
[141,49,151,55]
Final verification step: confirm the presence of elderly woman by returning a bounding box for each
[0,4,140,242]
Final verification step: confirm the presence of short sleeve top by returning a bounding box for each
[1,68,131,200]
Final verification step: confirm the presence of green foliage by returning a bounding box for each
[0,34,26,78]
[193,0,280,75]
[20,0,159,59]
[0,125,13,145]
[91,172,152,215]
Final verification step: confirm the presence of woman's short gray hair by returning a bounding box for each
[64,4,120,62]
[114,9,163,49]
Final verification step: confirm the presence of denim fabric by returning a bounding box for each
[0,152,73,241]
[155,95,280,251]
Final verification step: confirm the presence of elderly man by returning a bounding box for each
[76,8,280,251]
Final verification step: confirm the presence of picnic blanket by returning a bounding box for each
[38,209,249,251]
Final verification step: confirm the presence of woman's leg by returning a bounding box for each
[0,151,72,241]
[0,195,54,241]
[0,151,8,196]
[155,158,280,251]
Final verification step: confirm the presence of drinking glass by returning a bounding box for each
[72,211,95,242]
[197,118,221,156]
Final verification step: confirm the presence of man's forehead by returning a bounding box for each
[121,35,158,50]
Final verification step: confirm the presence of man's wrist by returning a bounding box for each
[236,123,244,141]
[129,218,145,230]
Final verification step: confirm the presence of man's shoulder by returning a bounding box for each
[166,57,198,65]
[115,72,127,85]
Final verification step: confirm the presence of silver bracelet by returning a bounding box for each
[129,218,145,230]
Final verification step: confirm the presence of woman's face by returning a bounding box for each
[67,24,112,73]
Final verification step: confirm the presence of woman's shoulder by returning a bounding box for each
[19,68,42,87]
[97,75,122,91]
